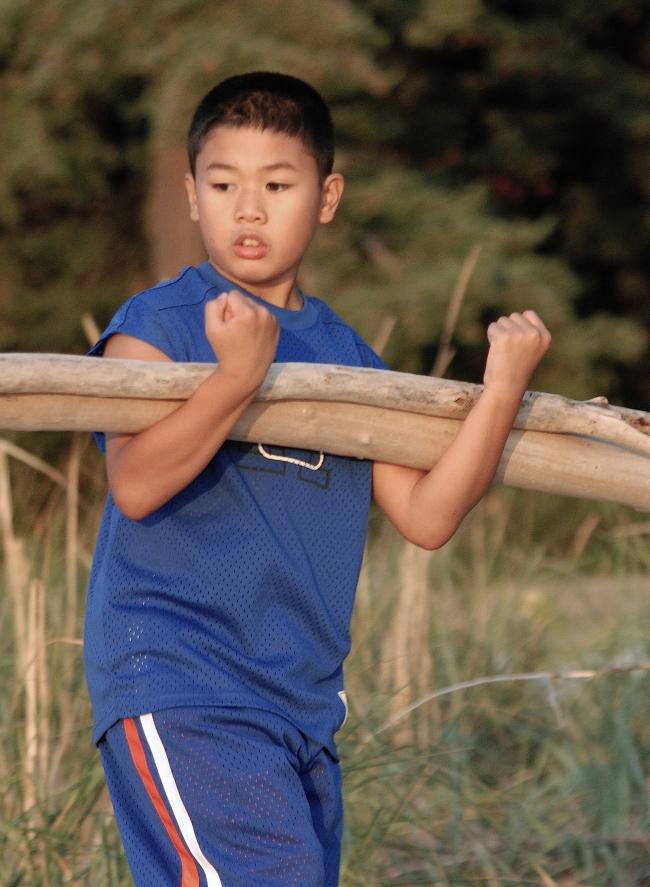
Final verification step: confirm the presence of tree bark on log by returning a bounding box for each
[0,354,648,509]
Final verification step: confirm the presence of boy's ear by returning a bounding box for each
[185,172,199,221]
[319,173,344,224]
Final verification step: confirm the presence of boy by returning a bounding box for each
[86,71,550,886]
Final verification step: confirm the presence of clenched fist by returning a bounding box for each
[484,310,551,398]
[205,290,280,395]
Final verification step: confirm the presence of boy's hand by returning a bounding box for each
[205,290,279,394]
[483,310,551,399]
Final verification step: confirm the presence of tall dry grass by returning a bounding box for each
[0,436,129,885]
[341,493,650,885]
[0,436,649,885]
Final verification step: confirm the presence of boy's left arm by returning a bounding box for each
[373,310,551,550]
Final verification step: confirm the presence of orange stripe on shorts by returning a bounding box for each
[123,717,200,887]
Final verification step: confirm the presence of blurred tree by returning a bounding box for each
[352,0,649,404]
[0,0,647,408]
[0,0,390,354]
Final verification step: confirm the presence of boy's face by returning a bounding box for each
[185,125,343,306]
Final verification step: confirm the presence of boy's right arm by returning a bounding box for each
[103,290,279,520]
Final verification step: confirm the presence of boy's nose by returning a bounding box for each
[234,189,267,224]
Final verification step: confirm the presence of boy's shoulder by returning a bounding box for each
[124,265,214,314]
[305,293,359,334]
[89,265,217,361]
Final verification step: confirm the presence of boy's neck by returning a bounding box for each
[208,261,304,310]
[256,283,304,311]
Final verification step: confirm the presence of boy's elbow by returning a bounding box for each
[119,503,154,522]
[110,482,157,522]
[417,537,447,552]
[407,530,452,551]
[401,524,456,551]
[403,494,483,549]
[402,516,462,550]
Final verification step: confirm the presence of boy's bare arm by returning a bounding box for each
[104,291,279,520]
[373,311,551,550]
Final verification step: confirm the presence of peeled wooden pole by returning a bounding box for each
[0,354,648,510]
[1,354,648,451]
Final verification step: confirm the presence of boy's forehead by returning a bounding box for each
[196,125,317,171]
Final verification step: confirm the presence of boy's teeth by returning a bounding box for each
[243,238,260,246]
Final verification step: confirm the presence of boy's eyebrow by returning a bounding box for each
[205,161,298,173]
[262,162,298,172]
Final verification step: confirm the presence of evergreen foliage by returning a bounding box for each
[352,0,649,402]
[0,0,647,405]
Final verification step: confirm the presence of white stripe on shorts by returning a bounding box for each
[140,712,223,887]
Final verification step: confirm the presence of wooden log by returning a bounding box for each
[1,354,648,455]
[0,393,648,510]
[0,354,648,510]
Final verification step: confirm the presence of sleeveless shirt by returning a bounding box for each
[85,261,386,752]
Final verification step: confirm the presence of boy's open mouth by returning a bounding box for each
[233,233,269,260]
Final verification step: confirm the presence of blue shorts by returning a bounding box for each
[98,706,343,887]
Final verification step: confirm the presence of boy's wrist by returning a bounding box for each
[479,380,528,411]
[210,361,266,402]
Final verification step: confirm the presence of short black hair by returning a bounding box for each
[187,71,334,180]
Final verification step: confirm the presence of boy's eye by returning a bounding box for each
[266,182,290,192]
[211,182,235,191]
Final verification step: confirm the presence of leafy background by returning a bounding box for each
[0,0,648,405]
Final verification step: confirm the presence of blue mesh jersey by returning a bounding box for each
[85,261,387,752]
